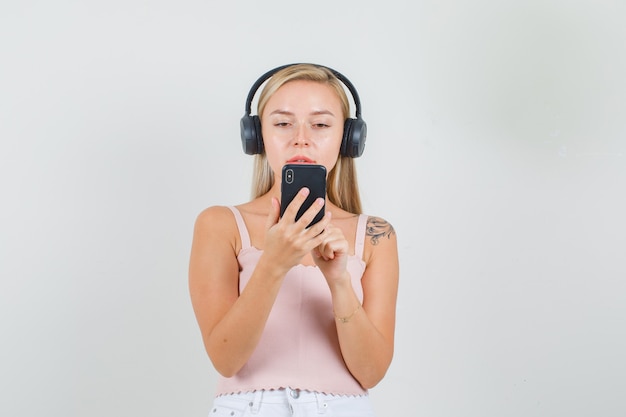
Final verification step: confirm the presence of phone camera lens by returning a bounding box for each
[285,169,294,184]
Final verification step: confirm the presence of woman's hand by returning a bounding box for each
[263,188,329,273]
[312,216,350,287]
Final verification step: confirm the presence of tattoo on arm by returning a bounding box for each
[366,217,395,245]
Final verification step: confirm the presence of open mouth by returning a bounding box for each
[287,156,315,164]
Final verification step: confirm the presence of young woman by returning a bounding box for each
[189,63,399,416]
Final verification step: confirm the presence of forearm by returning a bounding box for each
[206,260,287,377]
[330,279,394,389]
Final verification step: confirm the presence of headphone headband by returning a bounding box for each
[240,63,367,158]
[244,63,362,118]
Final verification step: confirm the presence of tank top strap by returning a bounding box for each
[354,214,369,259]
[227,206,251,250]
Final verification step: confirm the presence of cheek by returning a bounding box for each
[263,146,283,172]
[321,139,343,169]
[327,129,344,155]
[260,138,285,173]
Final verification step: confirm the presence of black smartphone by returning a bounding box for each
[280,164,327,227]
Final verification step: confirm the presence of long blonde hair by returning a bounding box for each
[250,64,363,214]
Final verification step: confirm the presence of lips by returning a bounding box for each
[287,155,315,163]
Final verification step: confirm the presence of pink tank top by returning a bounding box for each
[216,206,368,396]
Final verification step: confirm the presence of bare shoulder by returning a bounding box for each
[193,205,240,251]
[195,205,235,228]
[365,215,397,246]
[361,214,398,267]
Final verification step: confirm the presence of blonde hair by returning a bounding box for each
[250,64,362,214]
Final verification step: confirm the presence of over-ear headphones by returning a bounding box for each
[240,63,367,158]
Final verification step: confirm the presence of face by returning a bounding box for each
[260,80,344,179]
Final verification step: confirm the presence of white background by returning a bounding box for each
[1,1,625,416]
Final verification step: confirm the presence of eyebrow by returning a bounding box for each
[268,109,336,117]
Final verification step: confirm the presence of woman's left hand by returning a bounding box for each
[312,218,350,286]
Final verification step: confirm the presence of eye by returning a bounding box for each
[313,123,330,128]
[274,121,291,127]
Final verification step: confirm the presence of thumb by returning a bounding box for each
[266,197,281,230]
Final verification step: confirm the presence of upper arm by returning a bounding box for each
[188,206,241,342]
[361,216,399,346]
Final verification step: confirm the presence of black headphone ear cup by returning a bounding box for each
[341,118,367,158]
[240,115,264,155]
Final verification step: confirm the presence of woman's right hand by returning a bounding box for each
[263,187,330,273]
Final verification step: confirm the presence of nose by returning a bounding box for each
[292,123,310,148]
